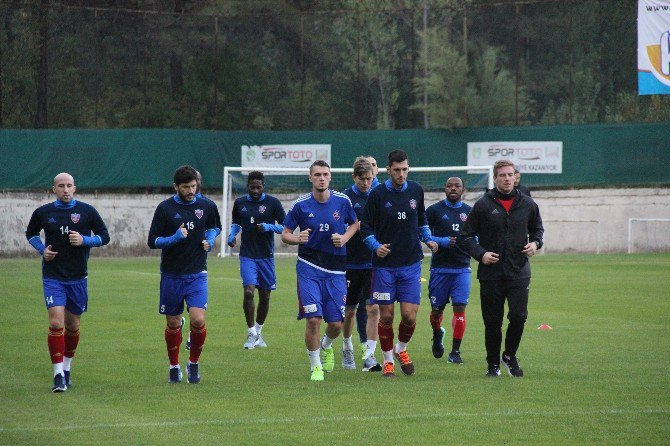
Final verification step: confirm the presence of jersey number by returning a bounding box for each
[319,223,330,232]
[452,223,460,231]
[397,212,406,220]
[250,217,255,223]
[186,221,194,230]
[60,226,69,234]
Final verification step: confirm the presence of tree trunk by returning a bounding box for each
[35,0,49,128]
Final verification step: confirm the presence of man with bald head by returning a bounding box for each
[26,173,110,392]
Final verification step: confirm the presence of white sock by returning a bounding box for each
[342,336,353,351]
[170,364,180,370]
[53,363,64,377]
[63,356,73,372]
[365,340,378,359]
[308,349,321,369]
[382,350,394,364]
[188,360,198,365]
[254,323,263,334]
[394,341,408,353]
[320,335,334,350]
[248,326,257,336]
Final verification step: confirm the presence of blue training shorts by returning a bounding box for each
[240,256,277,290]
[296,261,346,323]
[371,261,422,305]
[159,273,208,316]
[43,277,89,315]
[428,269,471,308]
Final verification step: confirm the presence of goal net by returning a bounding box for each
[628,218,670,253]
[220,165,493,257]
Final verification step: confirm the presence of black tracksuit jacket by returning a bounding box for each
[459,189,544,281]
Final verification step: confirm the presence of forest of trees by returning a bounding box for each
[1,0,668,130]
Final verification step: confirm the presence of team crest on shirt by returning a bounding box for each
[333,210,341,220]
[70,213,80,223]
[195,209,204,219]
[409,199,417,210]
[259,205,266,214]
[460,213,468,222]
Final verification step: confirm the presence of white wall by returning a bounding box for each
[2,188,669,256]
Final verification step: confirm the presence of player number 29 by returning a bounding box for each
[319,223,330,232]
[397,212,406,220]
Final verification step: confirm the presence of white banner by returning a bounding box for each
[467,141,563,174]
[241,144,331,169]
[638,0,670,94]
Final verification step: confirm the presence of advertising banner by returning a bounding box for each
[241,144,331,169]
[638,0,670,95]
[467,141,563,174]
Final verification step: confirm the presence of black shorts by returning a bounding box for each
[345,268,372,308]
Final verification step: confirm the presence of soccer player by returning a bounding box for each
[350,155,380,360]
[460,160,543,378]
[426,177,472,364]
[514,168,532,197]
[226,171,286,349]
[25,172,110,392]
[184,170,222,351]
[341,157,382,372]
[281,160,358,381]
[148,165,222,384]
[360,150,438,377]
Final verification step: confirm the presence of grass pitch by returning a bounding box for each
[1,253,669,445]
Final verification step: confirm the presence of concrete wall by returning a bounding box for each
[2,188,669,257]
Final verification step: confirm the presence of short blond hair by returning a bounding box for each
[493,159,515,177]
[352,157,373,177]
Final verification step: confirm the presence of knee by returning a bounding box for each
[49,320,64,331]
[243,289,255,301]
[367,305,380,319]
[344,306,357,319]
[166,318,182,330]
[507,311,528,324]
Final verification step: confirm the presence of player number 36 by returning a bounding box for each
[397,212,406,220]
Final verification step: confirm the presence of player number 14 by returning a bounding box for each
[60,226,69,234]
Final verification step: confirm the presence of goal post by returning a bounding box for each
[220,165,494,257]
[540,219,601,255]
[628,218,670,253]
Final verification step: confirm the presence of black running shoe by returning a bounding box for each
[486,364,501,377]
[52,373,67,392]
[64,370,72,387]
[187,362,200,384]
[502,354,524,377]
[447,350,463,364]
[432,327,445,358]
[169,366,182,384]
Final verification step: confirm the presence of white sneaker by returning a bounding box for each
[255,333,267,348]
[243,332,258,349]
[342,349,356,369]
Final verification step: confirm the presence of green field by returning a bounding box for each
[1,254,669,445]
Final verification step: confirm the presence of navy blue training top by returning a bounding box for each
[342,184,373,269]
[426,199,472,269]
[26,200,110,281]
[232,193,286,259]
[360,179,428,268]
[147,195,221,275]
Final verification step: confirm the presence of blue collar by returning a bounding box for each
[351,184,370,197]
[385,179,408,193]
[246,193,266,202]
[173,195,196,205]
[54,199,76,209]
[371,177,380,188]
[444,199,463,208]
[196,192,203,198]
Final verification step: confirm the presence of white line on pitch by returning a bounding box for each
[1,408,667,433]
